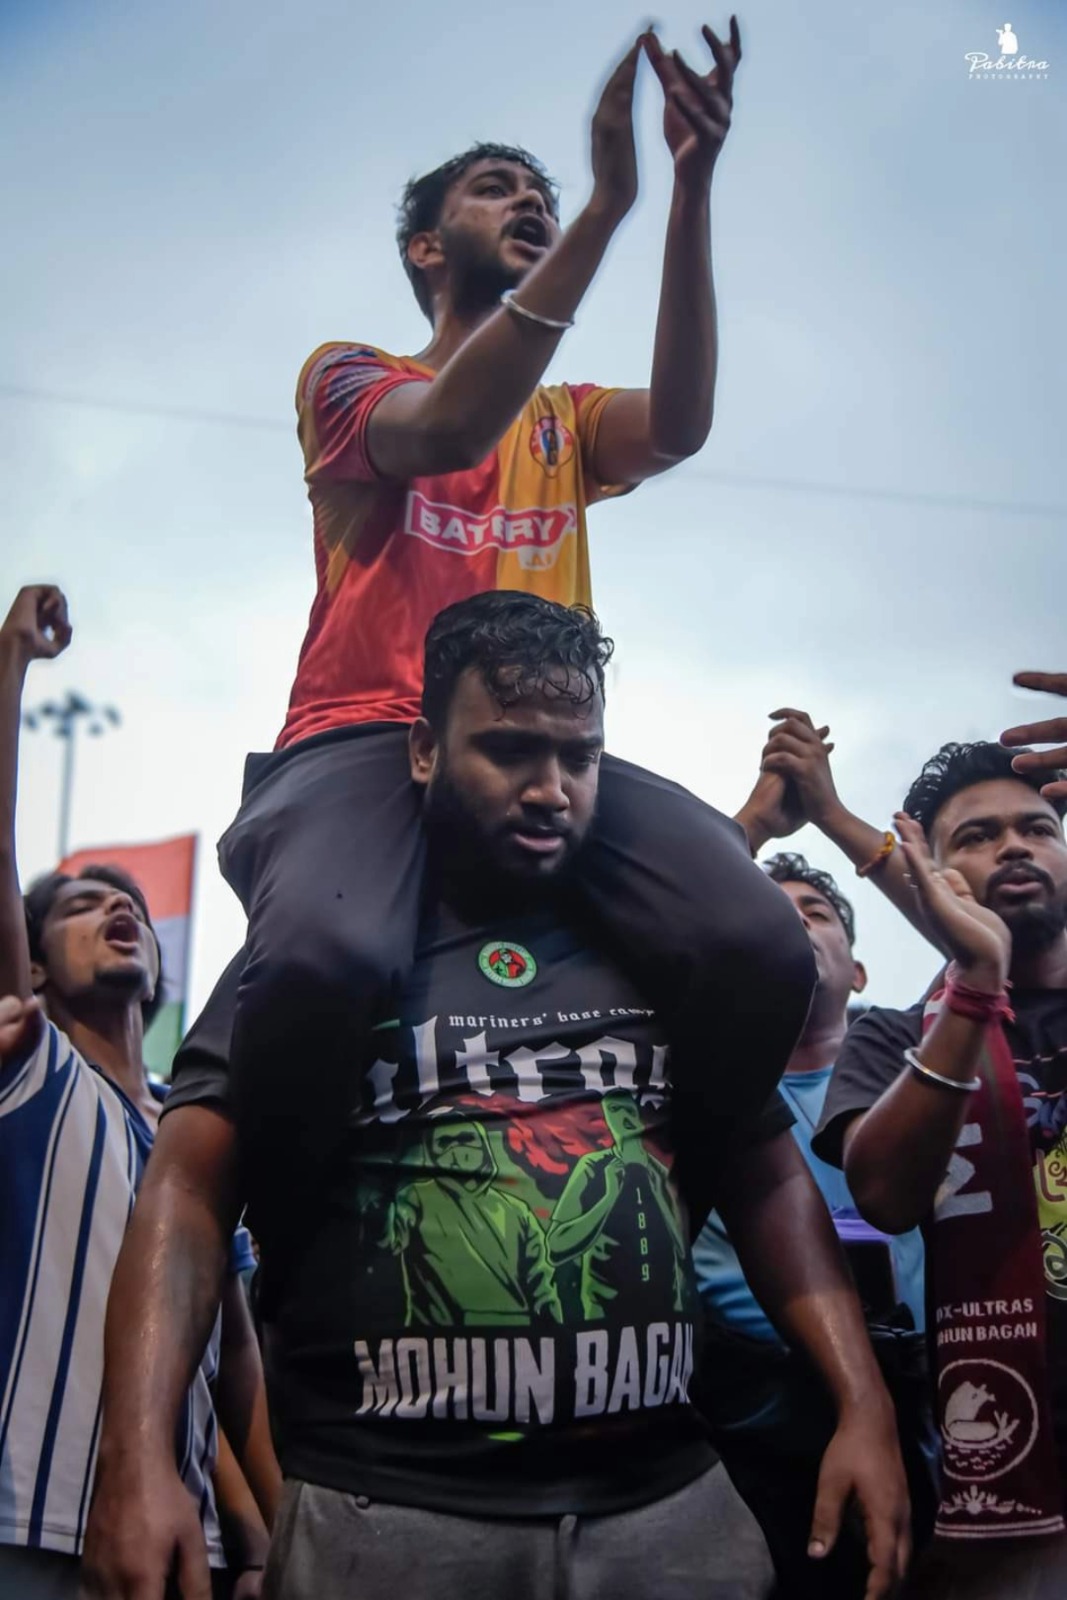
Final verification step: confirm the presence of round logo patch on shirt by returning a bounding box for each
[478,941,537,989]
[529,416,575,477]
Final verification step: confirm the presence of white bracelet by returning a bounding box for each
[904,1046,981,1094]
[500,289,574,332]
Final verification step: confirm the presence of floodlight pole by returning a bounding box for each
[21,691,122,861]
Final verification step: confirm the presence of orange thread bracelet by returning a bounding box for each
[857,830,896,879]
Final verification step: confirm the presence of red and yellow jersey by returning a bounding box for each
[277,342,624,749]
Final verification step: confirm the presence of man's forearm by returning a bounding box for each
[378,199,625,478]
[97,1149,233,1477]
[814,797,943,947]
[217,1275,282,1526]
[844,1008,986,1233]
[0,641,30,999]
[724,1164,888,1416]
[213,1428,271,1574]
[647,185,716,461]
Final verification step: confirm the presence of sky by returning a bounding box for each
[2,0,1065,1027]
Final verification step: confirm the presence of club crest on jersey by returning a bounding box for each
[529,416,575,478]
[478,941,537,989]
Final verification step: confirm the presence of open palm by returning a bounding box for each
[895,813,1011,983]
[644,18,741,187]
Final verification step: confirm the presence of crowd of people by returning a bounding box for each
[2,17,1065,1600]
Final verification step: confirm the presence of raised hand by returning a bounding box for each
[589,38,642,221]
[0,585,72,668]
[760,708,839,827]
[1001,671,1067,800]
[895,813,1011,989]
[643,17,741,190]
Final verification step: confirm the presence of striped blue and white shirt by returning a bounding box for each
[0,1018,247,1563]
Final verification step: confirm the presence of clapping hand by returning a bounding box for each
[894,813,1011,990]
[643,17,741,190]
[589,39,643,222]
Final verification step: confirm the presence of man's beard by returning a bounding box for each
[984,862,1067,957]
[422,765,580,908]
[442,228,524,317]
[1001,901,1067,956]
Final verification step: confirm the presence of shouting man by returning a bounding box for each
[180,21,814,1257]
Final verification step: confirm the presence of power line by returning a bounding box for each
[0,381,286,434]
[1,379,1064,521]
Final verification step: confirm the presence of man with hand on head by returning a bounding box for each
[0,587,278,1599]
[84,594,907,1600]
[180,19,814,1263]
[812,737,1067,1597]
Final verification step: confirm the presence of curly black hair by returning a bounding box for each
[396,143,559,319]
[421,591,613,732]
[903,741,1067,838]
[24,864,164,1027]
[764,851,856,947]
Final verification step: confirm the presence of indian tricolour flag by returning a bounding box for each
[59,833,197,1078]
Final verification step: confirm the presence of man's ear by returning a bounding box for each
[409,717,438,788]
[407,231,445,277]
[29,960,47,997]
[851,960,868,997]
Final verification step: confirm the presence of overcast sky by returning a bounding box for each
[3,0,1065,1022]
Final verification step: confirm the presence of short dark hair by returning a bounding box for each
[764,851,856,947]
[396,143,559,318]
[24,864,164,1027]
[903,741,1067,838]
[421,591,613,733]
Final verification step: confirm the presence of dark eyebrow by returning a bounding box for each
[950,811,1058,842]
[796,892,833,915]
[59,885,108,905]
[467,165,556,209]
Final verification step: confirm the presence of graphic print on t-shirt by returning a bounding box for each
[323,912,700,1434]
[349,1086,694,1428]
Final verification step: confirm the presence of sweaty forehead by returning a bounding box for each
[935,778,1063,843]
[454,665,604,735]
[449,158,555,205]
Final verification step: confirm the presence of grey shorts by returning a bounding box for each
[263,1464,772,1600]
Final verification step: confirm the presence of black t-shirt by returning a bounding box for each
[168,902,790,1516]
[813,988,1067,1475]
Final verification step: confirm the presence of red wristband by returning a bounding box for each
[943,965,1014,1025]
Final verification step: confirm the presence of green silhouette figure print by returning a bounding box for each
[547,1092,689,1321]
[386,1115,563,1328]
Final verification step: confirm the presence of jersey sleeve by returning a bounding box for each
[0,1013,64,1118]
[160,1035,233,1119]
[811,1004,923,1169]
[727,1089,796,1153]
[297,343,430,485]
[568,383,633,505]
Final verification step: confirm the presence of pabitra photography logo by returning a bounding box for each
[965,22,1050,80]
